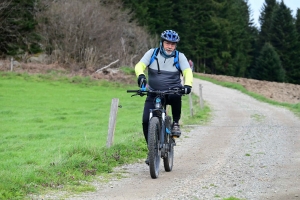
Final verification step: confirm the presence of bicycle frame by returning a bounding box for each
[127,88,182,150]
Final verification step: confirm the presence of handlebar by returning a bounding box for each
[127,88,184,97]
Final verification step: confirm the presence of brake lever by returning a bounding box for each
[131,90,146,97]
[176,91,184,96]
[138,91,146,97]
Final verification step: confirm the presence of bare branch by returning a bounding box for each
[0,0,11,11]
[95,59,119,73]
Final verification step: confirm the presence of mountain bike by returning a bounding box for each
[127,88,183,179]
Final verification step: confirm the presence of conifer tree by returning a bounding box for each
[269,1,298,83]
[145,0,174,35]
[295,9,300,35]
[210,0,253,77]
[177,0,220,74]
[258,0,278,48]
[231,0,253,77]
[292,9,300,84]
[253,42,284,82]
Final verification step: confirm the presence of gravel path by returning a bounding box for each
[68,78,300,200]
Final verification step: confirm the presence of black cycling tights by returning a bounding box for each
[142,94,181,144]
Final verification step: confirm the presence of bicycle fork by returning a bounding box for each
[149,109,175,157]
[149,109,166,150]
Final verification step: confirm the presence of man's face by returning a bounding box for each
[163,41,176,55]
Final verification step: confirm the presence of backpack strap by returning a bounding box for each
[147,48,161,74]
[173,50,182,75]
[147,48,159,68]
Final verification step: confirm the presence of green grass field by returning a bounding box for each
[0,71,210,199]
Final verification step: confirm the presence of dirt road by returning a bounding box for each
[69,78,300,200]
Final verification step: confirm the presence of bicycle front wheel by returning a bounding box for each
[148,117,161,179]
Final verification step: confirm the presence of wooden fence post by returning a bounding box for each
[188,93,193,116]
[10,57,13,71]
[106,98,119,147]
[199,84,204,109]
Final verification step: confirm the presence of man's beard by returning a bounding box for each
[165,49,173,55]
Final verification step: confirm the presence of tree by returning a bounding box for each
[0,0,11,12]
[220,0,253,77]
[245,22,260,78]
[253,42,284,82]
[146,0,175,35]
[269,1,299,83]
[0,0,41,56]
[295,8,300,35]
[292,8,300,84]
[36,0,157,69]
[174,0,214,73]
[258,0,278,46]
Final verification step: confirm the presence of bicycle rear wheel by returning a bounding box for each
[163,116,174,172]
[163,136,175,172]
[148,117,161,179]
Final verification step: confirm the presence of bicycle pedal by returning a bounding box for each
[172,135,179,139]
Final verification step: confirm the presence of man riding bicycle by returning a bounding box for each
[135,30,193,163]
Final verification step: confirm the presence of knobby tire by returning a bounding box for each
[148,117,161,179]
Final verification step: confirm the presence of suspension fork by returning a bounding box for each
[149,109,166,149]
[160,112,166,149]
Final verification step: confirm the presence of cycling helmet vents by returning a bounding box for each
[161,30,180,43]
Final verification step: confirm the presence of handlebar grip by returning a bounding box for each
[127,90,139,93]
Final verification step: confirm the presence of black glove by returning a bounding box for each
[137,74,147,88]
[182,85,192,94]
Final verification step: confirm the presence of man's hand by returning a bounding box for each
[137,74,147,88]
[182,85,192,94]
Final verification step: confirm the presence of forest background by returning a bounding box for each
[0,0,300,84]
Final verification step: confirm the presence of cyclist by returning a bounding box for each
[189,59,194,72]
[135,30,193,163]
